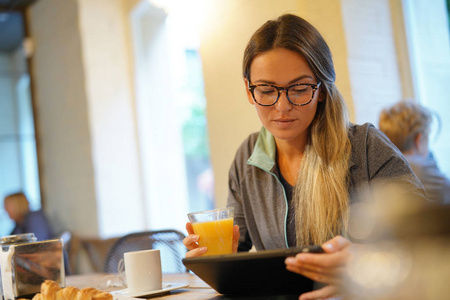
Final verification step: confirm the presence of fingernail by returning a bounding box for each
[285,257,294,264]
[192,235,199,242]
[199,247,207,253]
[323,243,334,251]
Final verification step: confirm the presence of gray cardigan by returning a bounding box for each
[227,123,426,251]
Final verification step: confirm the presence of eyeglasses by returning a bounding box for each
[248,82,321,106]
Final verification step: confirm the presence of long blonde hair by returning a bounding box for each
[243,14,351,246]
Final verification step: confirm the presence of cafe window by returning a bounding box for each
[402,0,450,176]
[130,1,213,232]
[0,12,41,237]
[448,0,450,35]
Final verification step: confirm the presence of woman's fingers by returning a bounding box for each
[183,222,200,251]
[232,225,240,253]
[186,222,195,235]
[289,250,348,270]
[322,235,351,253]
[299,284,340,300]
[185,246,208,258]
[285,264,343,284]
[183,233,200,250]
[288,262,345,278]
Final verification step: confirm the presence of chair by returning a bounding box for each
[103,229,187,274]
[80,236,120,273]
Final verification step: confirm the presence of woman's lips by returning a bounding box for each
[273,118,296,128]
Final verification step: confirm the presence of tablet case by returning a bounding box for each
[182,246,324,296]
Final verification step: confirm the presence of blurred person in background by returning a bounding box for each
[379,100,450,204]
[3,192,54,240]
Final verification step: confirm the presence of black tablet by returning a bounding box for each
[182,246,324,296]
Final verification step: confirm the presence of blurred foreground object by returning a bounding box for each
[344,182,450,299]
[0,237,64,299]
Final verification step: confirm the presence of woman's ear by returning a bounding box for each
[318,85,326,102]
[244,79,254,105]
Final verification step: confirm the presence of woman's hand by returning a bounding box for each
[183,222,240,258]
[284,236,352,300]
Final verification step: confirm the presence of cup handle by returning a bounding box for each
[118,258,127,284]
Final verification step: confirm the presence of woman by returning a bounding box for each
[184,14,425,299]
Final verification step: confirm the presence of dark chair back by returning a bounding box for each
[103,229,187,274]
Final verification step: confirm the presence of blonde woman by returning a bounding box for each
[379,101,450,204]
[4,192,53,241]
[184,14,425,299]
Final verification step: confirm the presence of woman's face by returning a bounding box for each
[245,48,323,145]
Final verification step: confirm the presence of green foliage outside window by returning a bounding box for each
[182,103,210,158]
[181,49,211,159]
[447,0,450,37]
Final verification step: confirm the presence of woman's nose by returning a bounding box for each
[275,90,292,112]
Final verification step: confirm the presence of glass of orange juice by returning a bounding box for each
[188,207,234,256]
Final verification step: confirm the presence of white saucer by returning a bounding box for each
[112,283,189,299]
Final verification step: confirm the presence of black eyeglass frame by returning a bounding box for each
[248,82,322,106]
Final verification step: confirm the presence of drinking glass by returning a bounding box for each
[187,207,234,256]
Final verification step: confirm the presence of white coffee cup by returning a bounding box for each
[124,249,162,294]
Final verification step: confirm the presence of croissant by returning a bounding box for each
[31,293,43,300]
[76,288,112,300]
[40,280,61,300]
[25,280,112,300]
[56,286,80,300]
[91,291,113,300]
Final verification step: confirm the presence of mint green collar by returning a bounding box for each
[246,127,277,172]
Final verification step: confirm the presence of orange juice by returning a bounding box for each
[191,218,233,256]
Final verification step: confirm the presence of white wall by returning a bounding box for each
[130,1,190,232]
[28,0,148,238]
[341,0,403,125]
[28,0,99,236]
[77,0,145,237]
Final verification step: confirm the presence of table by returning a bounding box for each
[66,273,299,300]
[66,272,219,299]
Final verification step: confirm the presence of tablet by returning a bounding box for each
[182,246,324,296]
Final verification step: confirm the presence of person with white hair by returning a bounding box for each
[379,100,450,204]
